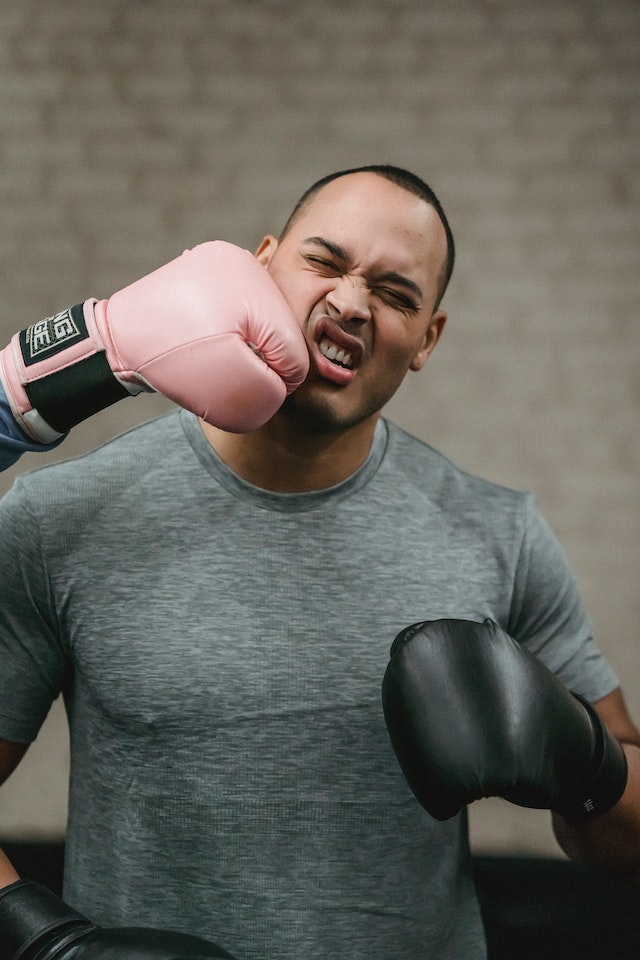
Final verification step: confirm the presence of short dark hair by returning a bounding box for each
[279,164,455,305]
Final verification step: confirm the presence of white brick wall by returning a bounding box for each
[0,0,638,858]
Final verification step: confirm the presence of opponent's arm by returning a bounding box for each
[0,241,308,462]
[382,618,640,876]
[0,385,65,471]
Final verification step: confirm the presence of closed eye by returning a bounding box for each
[305,255,342,275]
[373,287,419,313]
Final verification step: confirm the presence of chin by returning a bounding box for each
[279,388,372,436]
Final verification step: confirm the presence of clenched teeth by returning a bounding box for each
[319,337,354,369]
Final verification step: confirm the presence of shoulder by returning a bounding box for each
[0,412,187,523]
[382,419,531,520]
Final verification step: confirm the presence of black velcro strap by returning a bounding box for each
[556,696,629,823]
[19,304,89,367]
[25,351,130,433]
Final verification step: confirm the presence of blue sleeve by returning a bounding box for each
[0,382,66,471]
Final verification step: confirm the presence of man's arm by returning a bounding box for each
[552,687,640,876]
[382,618,640,876]
[0,848,19,888]
[0,739,29,887]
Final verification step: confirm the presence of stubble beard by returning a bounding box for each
[277,378,385,438]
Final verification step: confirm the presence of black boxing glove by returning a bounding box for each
[381,618,628,823]
[0,880,236,960]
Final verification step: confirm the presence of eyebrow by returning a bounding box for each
[302,236,424,302]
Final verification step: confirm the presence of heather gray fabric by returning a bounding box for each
[0,410,619,960]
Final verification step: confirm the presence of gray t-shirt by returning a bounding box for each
[0,411,619,960]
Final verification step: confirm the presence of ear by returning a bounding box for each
[409,310,447,372]
[255,235,279,265]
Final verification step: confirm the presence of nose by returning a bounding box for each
[326,274,372,323]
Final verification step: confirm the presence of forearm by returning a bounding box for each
[553,742,640,878]
[0,846,20,887]
[0,381,64,470]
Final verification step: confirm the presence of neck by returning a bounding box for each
[199,413,380,493]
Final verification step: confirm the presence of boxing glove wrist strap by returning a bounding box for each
[0,879,95,960]
[554,695,628,824]
[17,303,133,436]
[24,347,130,435]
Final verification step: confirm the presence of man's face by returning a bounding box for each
[256,172,448,435]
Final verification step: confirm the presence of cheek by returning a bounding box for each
[376,309,434,367]
[269,270,326,322]
[373,321,423,372]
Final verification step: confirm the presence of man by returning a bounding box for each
[0,166,638,960]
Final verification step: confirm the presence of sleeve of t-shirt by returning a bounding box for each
[0,381,65,471]
[0,478,69,742]
[507,493,619,704]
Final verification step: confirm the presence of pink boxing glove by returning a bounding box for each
[0,241,309,441]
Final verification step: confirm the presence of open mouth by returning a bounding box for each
[311,317,364,385]
[318,337,354,369]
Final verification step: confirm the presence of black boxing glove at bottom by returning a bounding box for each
[0,880,236,960]
[382,618,628,823]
